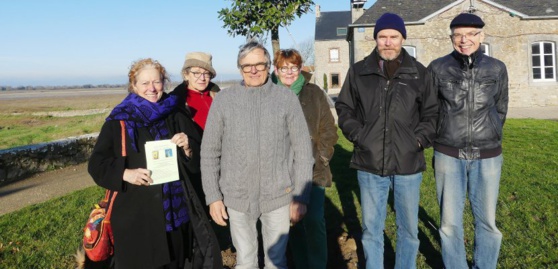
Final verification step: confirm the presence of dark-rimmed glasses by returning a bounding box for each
[241,62,268,73]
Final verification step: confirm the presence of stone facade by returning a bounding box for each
[317,0,558,107]
[0,134,97,186]
[314,39,350,94]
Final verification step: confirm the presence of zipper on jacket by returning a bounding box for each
[382,79,390,175]
[467,57,474,150]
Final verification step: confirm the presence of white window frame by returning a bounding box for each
[329,48,340,62]
[481,43,490,56]
[532,41,556,82]
[402,46,416,58]
[337,27,347,36]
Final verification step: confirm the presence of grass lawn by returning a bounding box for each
[0,119,557,268]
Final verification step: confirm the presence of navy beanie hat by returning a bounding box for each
[374,13,407,39]
[450,13,485,29]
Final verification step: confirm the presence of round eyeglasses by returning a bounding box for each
[278,66,300,73]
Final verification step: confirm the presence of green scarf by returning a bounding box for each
[272,73,305,96]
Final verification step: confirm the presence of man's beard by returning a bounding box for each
[379,48,400,61]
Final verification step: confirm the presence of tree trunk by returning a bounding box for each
[271,27,280,54]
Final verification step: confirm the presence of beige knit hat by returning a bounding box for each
[182,52,216,78]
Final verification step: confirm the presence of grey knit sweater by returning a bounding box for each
[201,79,314,216]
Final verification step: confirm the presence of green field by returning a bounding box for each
[0,119,557,268]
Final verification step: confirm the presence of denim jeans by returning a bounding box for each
[357,170,422,269]
[289,185,327,269]
[228,205,290,269]
[434,151,503,269]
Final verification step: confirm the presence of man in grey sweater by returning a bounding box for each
[201,41,314,269]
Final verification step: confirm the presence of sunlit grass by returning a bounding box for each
[0,120,557,268]
[0,114,107,149]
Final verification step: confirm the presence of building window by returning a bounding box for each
[532,41,556,81]
[331,73,340,87]
[402,46,416,58]
[329,48,340,62]
[481,43,490,56]
[337,27,347,36]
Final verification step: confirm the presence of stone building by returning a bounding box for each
[315,0,558,107]
[313,6,352,93]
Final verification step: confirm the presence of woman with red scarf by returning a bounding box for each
[170,52,219,135]
[88,58,221,269]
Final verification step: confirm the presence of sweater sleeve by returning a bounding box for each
[200,94,224,205]
[286,93,314,204]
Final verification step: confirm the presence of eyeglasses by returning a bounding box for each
[450,31,482,41]
[278,66,300,73]
[190,71,212,79]
[240,62,268,73]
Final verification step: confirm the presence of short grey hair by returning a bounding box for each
[237,41,271,68]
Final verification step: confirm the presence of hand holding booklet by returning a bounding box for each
[144,139,179,184]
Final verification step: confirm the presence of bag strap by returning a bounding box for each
[104,120,126,219]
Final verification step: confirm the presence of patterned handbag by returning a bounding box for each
[82,121,126,261]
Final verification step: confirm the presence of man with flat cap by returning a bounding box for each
[336,12,438,268]
[428,13,509,269]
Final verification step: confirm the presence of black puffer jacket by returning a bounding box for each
[428,50,508,159]
[336,49,438,176]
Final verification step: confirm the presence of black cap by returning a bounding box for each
[450,13,485,29]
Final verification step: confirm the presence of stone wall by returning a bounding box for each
[346,1,558,107]
[0,133,98,186]
[314,39,351,94]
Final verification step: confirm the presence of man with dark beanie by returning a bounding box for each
[336,12,438,269]
[428,12,508,269]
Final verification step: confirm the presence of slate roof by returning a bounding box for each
[353,0,457,24]
[489,0,558,17]
[315,11,352,41]
[352,0,558,25]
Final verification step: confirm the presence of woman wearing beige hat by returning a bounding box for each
[170,52,220,134]
[170,52,219,214]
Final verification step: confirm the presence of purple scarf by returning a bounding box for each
[107,93,189,231]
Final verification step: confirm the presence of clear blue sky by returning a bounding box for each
[0,0,375,87]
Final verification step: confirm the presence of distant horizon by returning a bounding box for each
[0,1,375,88]
[1,72,243,88]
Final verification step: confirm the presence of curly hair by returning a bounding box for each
[127,58,170,92]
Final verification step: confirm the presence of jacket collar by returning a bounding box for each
[451,49,484,69]
[360,48,418,77]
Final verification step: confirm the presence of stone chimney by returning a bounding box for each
[351,0,367,23]
[316,4,321,18]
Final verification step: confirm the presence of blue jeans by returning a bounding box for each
[434,151,503,269]
[357,170,422,269]
[289,185,327,269]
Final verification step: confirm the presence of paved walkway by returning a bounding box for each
[0,106,557,216]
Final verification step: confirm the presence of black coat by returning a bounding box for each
[336,49,438,176]
[88,105,221,269]
[428,50,508,154]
